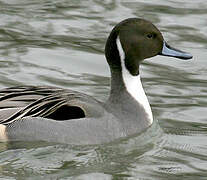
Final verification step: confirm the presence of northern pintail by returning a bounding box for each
[0,18,192,145]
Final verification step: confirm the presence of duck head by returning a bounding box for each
[105,18,192,76]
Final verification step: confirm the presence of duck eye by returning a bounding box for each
[147,34,155,39]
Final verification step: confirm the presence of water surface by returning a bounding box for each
[0,0,207,179]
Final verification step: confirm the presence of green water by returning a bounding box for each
[0,0,207,179]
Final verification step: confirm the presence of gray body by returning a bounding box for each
[2,83,150,145]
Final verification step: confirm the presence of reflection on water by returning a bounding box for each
[0,0,207,179]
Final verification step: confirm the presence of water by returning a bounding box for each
[0,0,206,179]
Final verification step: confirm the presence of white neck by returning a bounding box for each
[116,36,153,124]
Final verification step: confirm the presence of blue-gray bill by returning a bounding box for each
[159,41,193,60]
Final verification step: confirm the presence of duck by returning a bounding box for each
[0,18,192,145]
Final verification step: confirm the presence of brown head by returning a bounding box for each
[105,18,192,76]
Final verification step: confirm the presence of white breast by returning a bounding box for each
[116,36,153,124]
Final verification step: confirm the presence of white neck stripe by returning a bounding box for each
[116,36,153,124]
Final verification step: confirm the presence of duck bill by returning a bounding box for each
[159,41,193,60]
